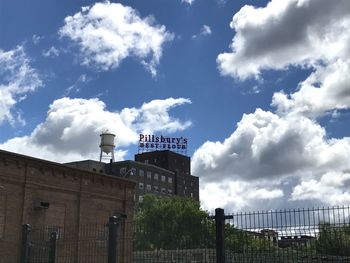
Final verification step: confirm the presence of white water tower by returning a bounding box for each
[99,132,115,162]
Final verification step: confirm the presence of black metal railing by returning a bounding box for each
[17,206,350,262]
[132,206,350,263]
[20,216,120,263]
[224,206,350,262]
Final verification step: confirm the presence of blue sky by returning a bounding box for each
[1,0,350,211]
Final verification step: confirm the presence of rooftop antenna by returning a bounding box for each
[99,131,115,162]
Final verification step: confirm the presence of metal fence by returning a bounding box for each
[224,206,350,262]
[20,217,119,263]
[132,206,350,263]
[16,206,350,262]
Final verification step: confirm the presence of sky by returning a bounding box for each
[1,0,350,212]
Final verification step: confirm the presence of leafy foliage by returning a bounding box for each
[316,222,350,256]
[133,194,273,252]
[134,194,214,250]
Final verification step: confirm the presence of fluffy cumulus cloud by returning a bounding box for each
[59,1,174,76]
[217,0,350,118]
[0,97,191,163]
[291,171,350,205]
[200,180,284,212]
[195,109,341,181]
[194,108,350,210]
[273,59,350,118]
[0,46,42,125]
[217,0,350,80]
[197,0,350,211]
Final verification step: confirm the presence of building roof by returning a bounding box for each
[0,149,136,185]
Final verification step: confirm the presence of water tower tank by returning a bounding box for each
[99,132,115,162]
[100,133,115,154]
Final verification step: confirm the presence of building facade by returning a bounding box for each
[109,160,176,203]
[135,150,199,201]
[67,150,199,203]
[0,149,135,261]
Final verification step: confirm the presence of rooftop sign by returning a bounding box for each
[138,134,188,155]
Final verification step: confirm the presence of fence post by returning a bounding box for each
[215,208,225,263]
[48,231,57,263]
[20,224,31,263]
[108,216,119,263]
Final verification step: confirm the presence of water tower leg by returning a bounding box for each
[112,150,115,163]
[99,150,103,162]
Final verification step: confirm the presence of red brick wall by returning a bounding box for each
[0,150,135,261]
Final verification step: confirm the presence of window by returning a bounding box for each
[168,177,172,183]
[139,195,144,202]
[146,184,151,191]
[139,170,144,177]
[161,188,166,194]
[144,159,149,164]
[154,186,159,192]
[139,183,144,190]
[168,189,173,195]
[161,175,166,182]
[147,171,152,179]
[154,173,159,180]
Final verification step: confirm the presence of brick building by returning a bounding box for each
[0,149,135,261]
[67,150,200,204]
[135,150,199,201]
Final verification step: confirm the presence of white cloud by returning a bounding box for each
[0,97,191,163]
[42,46,60,57]
[182,0,195,5]
[128,98,192,133]
[0,46,42,125]
[193,108,350,210]
[193,108,344,181]
[32,34,42,45]
[272,58,350,118]
[291,171,350,205]
[217,0,350,119]
[200,180,283,212]
[64,74,92,95]
[59,1,174,76]
[192,25,212,39]
[196,0,350,211]
[217,0,350,80]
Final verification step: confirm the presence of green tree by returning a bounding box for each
[133,194,278,253]
[316,222,350,256]
[133,194,215,250]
